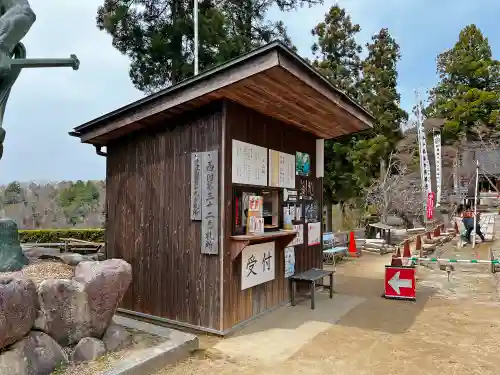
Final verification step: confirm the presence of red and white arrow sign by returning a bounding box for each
[388,271,412,295]
[384,266,416,300]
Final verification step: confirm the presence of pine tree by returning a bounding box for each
[425,24,500,142]
[361,28,407,143]
[353,28,408,179]
[311,5,362,100]
[97,0,221,92]
[96,0,321,93]
[310,5,364,204]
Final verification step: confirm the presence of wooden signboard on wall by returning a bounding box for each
[201,150,219,255]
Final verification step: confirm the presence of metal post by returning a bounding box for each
[472,160,479,248]
[193,0,199,76]
[10,55,79,70]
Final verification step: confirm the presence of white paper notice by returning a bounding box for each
[308,222,321,246]
[232,140,268,186]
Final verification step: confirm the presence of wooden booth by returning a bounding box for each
[70,42,374,335]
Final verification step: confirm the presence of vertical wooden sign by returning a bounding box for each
[201,150,219,255]
[190,152,202,220]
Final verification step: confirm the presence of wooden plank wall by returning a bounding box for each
[222,100,323,330]
[106,103,223,330]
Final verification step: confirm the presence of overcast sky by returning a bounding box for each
[1,0,499,183]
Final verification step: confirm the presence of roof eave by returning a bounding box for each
[71,41,374,139]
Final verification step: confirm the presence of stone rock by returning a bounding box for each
[72,337,106,363]
[0,219,28,272]
[22,246,61,260]
[102,324,132,352]
[74,259,132,337]
[83,254,99,262]
[0,277,37,350]
[0,331,68,375]
[60,253,84,266]
[34,279,92,346]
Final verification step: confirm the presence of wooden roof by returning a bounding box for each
[70,41,374,145]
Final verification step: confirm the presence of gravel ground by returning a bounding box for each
[1,261,74,284]
[52,327,168,375]
[155,241,500,375]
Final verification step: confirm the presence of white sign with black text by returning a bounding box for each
[241,242,275,290]
[232,140,268,186]
[289,224,304,246]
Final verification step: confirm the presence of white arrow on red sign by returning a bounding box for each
[388,271,412,295]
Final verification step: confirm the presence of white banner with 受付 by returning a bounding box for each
[241,242,275,290]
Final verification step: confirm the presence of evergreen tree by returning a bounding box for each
[354,28,408,179]
[97,0,218,92]
[97,0,321,93]
[311,5,362,100]
[3,181,22,205]
[310,5,363,204]
[425,24,500,142]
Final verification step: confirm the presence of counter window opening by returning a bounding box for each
[232,185,283,236]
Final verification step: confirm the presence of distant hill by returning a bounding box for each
[0,180,106,229]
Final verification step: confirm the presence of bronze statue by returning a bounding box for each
[0,0,79,159]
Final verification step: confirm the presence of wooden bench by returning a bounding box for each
[290,268,334,310]
[59,237,104,253]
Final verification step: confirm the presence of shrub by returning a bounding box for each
[18,228,105,243]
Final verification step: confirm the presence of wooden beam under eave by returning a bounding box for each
[245,71,352,137]
[277,53,374,131]
[223,85,335,138]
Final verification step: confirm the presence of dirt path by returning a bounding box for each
[156,241,500,375]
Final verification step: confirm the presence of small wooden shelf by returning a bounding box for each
[230,230,297,261]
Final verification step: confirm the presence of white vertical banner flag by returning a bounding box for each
[433,131,442,206]
[416,116,432,196]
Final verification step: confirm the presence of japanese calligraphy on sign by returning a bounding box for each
[241,242,275,290]
[298,178,314,200]
[190,153,202,220]
[433,131,442,205]
[232,140,268,186]
[269,149,295,188]
[289,224,303,246]
[201,150,219,255]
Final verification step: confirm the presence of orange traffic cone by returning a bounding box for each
[432,226,438,237]
[391,246,403,267]
[403,240,411,259]
[416,235,423,258]
[348,231,358,258]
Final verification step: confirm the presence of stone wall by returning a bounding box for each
[0,258,132,375]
